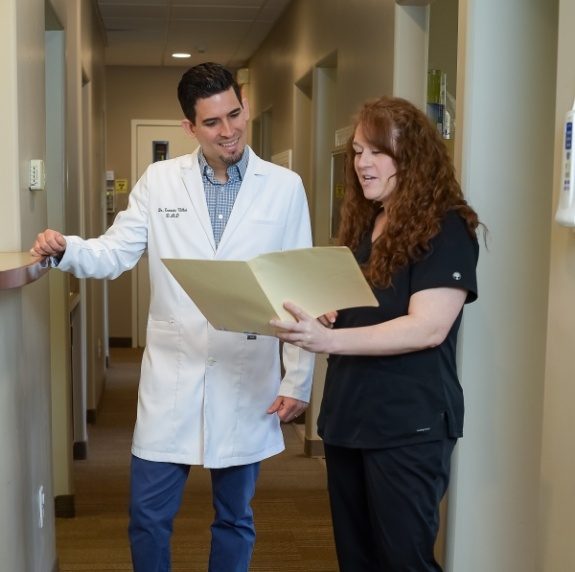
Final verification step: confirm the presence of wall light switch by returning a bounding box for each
[29,159,46,191]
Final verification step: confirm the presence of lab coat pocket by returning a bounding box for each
[240,220,284,255]
[229,334,282,458]
[226,335,280,414]
[247,204,281,224]
[137,319,183,450]
[145,319,181,370]
[248,217,279,225]
[147,317,178,333]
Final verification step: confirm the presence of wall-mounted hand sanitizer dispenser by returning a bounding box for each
[555,101,575,226]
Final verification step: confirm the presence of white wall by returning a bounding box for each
[0,293,29,572]
[248,0,396,156]
[77,0,108,416]
[393,4,429,109]
[0,0,19,252]
[540,0,575,570]
[46,25,74,504]
[446,1,557,570]
[0,0,108,569]
[428,0,458,98]
[0,0,57,570]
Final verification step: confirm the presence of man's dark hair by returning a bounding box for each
[177,62,242,123]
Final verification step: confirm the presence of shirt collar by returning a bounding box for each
[198,147,249,182]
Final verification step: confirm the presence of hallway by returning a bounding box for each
[56,348,338,571]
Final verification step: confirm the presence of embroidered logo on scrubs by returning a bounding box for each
[452,272,462,281]
[157,207,188,219]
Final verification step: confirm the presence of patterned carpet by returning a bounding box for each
[56,348,338,571]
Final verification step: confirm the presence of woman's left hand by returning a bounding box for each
[270,301,335,354]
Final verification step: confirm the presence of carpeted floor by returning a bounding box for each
[56,348,338,571]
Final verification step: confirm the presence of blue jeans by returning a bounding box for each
[128,455,260,572]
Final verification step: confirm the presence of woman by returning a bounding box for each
[271,96,481,571]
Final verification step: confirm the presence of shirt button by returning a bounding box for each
[218,214,223,220]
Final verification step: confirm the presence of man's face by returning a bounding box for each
[182,87,249,173]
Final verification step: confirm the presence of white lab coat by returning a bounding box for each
[58,147,315,468]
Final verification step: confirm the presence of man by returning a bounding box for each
[31,62,314,572]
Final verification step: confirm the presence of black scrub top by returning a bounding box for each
[318,210,479,449]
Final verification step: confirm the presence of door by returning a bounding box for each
[131,120,199,347]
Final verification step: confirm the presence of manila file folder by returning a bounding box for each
[162,246,378,336]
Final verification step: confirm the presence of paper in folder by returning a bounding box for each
[162,246,378,335]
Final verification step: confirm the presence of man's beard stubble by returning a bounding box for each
[219,147,244,167]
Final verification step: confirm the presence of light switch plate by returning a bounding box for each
[30,159,45,191]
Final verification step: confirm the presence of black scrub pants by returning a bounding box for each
[324,439,456,572]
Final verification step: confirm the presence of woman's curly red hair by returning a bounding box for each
[338,96,480,288]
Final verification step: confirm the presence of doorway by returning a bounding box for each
[130,120,199,347]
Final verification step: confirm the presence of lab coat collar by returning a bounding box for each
[180,150,216,253]
[179,147,269,256]
[216,147,268,254]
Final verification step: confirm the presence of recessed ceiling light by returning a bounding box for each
[172,52,191,59]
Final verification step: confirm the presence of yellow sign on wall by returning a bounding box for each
[115,178,129,193]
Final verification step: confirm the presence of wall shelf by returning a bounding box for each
[0,252,49,289]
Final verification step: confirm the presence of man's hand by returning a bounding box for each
[30,229,67,258]
[317,310,338,328]
[267,396,308,423]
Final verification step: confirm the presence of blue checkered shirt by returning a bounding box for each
[198,149,249,248]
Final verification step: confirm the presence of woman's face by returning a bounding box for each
[352,123,397,206]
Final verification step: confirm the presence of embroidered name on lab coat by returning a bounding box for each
[157,207,188,219]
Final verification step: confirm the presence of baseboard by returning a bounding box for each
[86,408,97,424]
[109,337,132,347]
[86,373,108,425]
[73,440,87,460]
[293,410,306,424]
[304,437,325,458]
[54,494,75,518]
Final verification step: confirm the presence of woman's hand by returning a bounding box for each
[271,302,335,354]
[272,288,468,357]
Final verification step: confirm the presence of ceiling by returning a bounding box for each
[95,0,292,69]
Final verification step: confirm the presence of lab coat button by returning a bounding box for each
[207,357,216,366]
